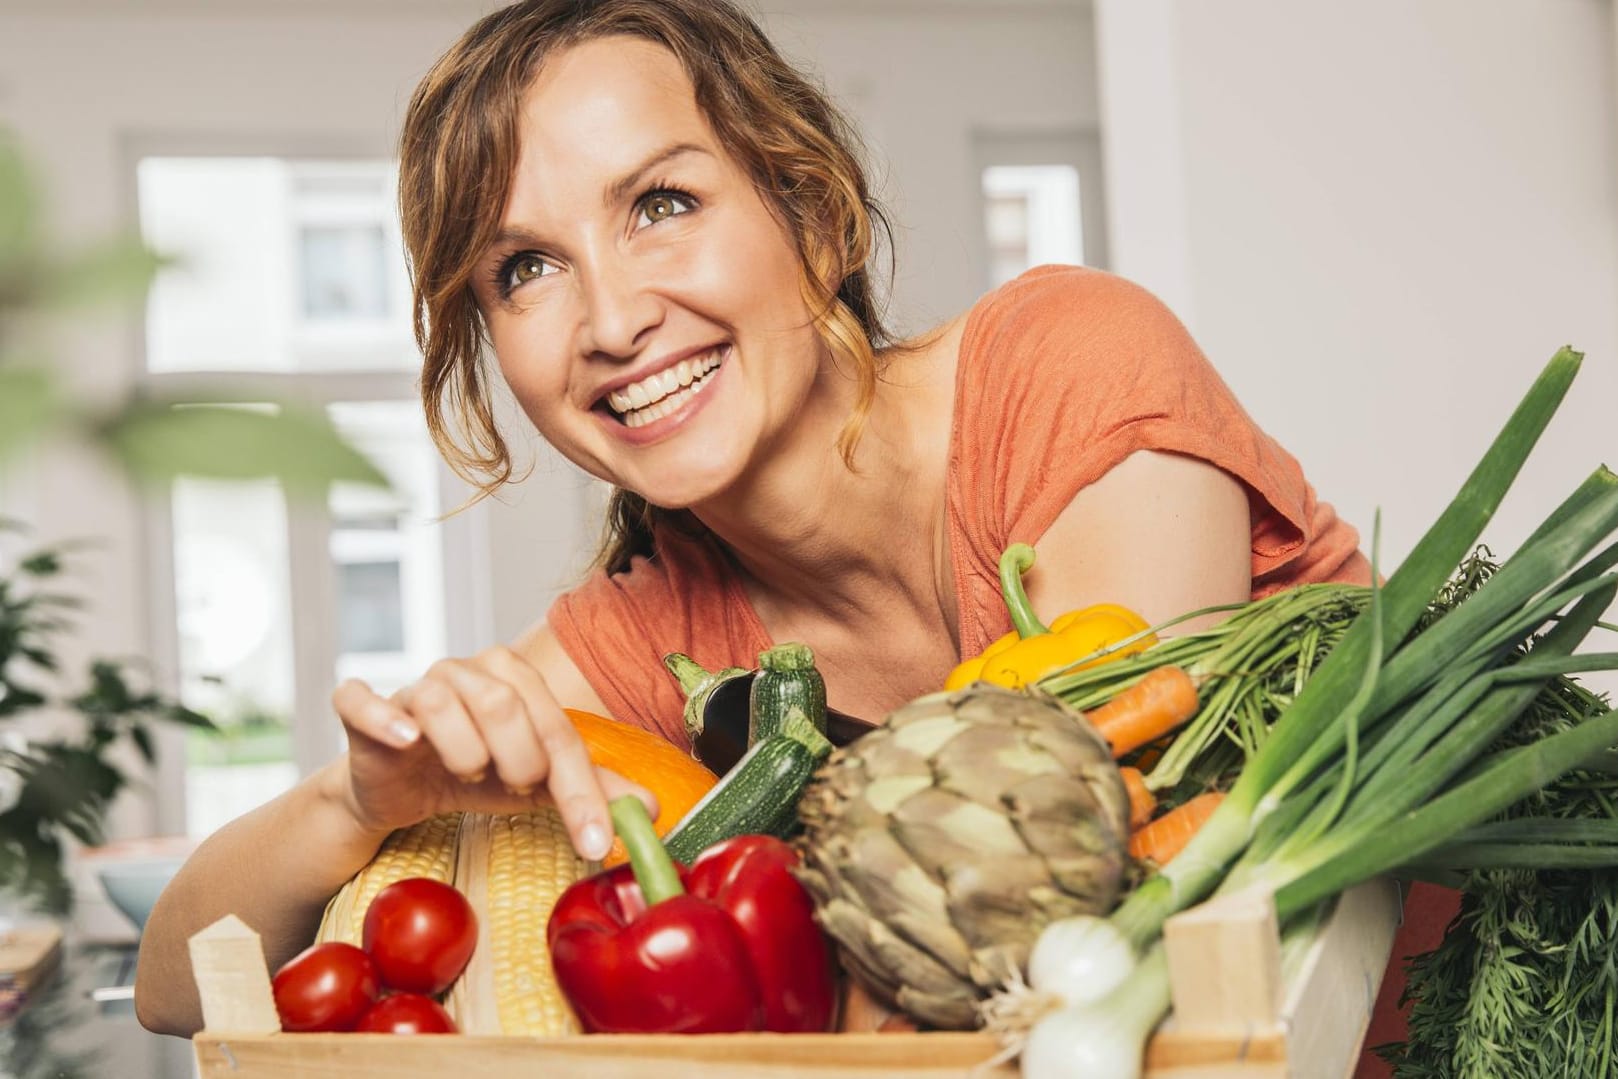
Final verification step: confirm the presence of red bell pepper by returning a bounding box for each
[546,796,837,1035]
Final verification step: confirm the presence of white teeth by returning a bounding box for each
[608,349,723,426]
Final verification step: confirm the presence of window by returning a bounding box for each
[983,164,1085,288]
[974,131,1109,291]
[137,155,481,839]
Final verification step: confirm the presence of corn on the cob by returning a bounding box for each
[317,812,462,946]
[445,809,588,1036]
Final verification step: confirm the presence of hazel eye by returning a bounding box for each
[509,256,550,287]
[635,191,695,229]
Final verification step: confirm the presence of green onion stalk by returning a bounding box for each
[1005,348,1618,1079]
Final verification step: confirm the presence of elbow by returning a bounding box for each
[133,980,200,1039]
[133,926,202,1038]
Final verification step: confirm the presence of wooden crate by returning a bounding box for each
[189,878,1400,1079]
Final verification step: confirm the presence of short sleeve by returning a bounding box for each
[948,265,1367,653]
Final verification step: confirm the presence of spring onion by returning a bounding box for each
[1003,347,1618,1075]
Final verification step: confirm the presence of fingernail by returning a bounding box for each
[578,823,609,861]
[387,720,420,747]
[505,783,536,798]
[460,768,487,785]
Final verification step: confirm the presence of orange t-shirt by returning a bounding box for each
[550,266,1369,743]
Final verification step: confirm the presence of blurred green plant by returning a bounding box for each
[0,128,392,912]
[0,524,215,914]
[0,130,388,494]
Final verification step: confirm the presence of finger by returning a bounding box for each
[333,678,421,750]
[595,765,660,823]
[394,669,492,782]
[477,646,613,861]
[428,658,550,793]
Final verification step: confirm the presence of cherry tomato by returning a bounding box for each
[361,877,478,995]
[354,992,458,1034]
[271,941,379,1032]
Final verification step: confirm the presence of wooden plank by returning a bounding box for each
[189,914,281,1035]
[1281,878,1402,1079]
[194,1032,1017,1079]
[1161,885,1285,1035]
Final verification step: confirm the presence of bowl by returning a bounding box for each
[95,857,187,933]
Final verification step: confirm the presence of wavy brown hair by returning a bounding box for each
[399,0,897,576]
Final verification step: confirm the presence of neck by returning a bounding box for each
[695,324,960,628]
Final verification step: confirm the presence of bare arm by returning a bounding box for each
[1024,449,1253,633]
[133,760,390,1036]
[135,623,641,1037]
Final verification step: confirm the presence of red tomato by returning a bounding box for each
[354,992,458,1034]
[271,942,379,1032]
[361,877,477,995]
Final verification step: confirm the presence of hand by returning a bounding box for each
[331,645,655,862]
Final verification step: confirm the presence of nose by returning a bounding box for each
[575,255,664,361]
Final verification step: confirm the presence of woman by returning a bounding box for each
[135,0,1368,1037]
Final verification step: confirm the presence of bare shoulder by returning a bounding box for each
[509,619,613,717]
[882,308,971,388]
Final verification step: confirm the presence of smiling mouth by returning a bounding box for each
[604,347,725,428]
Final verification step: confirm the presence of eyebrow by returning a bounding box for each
[604,142,710,209]
[489,142,712,251]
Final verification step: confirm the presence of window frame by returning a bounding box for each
[126,139,492,836]
[970,127,1111,289]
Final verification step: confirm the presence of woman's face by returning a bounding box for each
[473,36,827,509]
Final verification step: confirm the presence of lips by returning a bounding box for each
[601,347,725,428]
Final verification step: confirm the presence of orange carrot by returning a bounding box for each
[1128,791,1225,865]
[1118,766,1156,831]
[1088,666,1200,758]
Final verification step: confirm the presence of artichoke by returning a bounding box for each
[795,684,1130,1029]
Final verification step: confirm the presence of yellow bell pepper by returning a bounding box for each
[943,544,1156,690]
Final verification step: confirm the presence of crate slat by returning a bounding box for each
[191,879,1400,1078]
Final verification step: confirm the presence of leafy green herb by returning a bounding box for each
[1379,635,1618,1078]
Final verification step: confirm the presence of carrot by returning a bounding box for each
[1119,766,1157,831]
[1128,791,1226,865]
[1087,665,1200,758]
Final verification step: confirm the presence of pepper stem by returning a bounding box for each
[608,795,686,906]
[999,543,1051,638]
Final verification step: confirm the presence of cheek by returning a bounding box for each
[487,321,569,427]
[679,206,809,327]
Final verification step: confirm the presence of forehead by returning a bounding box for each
[514,36,713,188]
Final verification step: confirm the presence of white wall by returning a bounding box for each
[1096,0,1618,690]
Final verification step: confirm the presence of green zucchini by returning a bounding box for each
[662,711,833,864]
[748,642,826,744]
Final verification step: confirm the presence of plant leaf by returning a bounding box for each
[129,724,156,765]
[98,399,390,499]
[39,237,169,312]
[20,550,61,577]
[0,132,42,267]
[166,703,217,731]
[0,367,59,464]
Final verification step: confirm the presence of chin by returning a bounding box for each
[630,458,744,514]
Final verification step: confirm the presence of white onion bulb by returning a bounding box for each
[1027,914,1136,1007]
[1021,1002,1143,1079]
